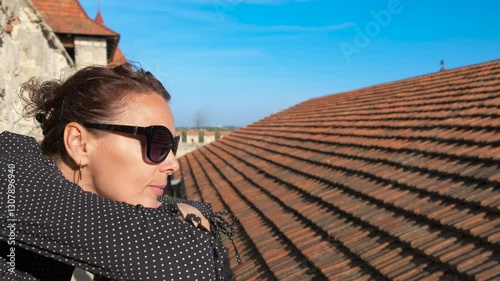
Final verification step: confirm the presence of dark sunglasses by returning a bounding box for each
[83,123,180,163]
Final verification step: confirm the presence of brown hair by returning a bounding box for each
[21,63,171,157]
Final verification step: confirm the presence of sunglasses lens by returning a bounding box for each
[150,127,173,162]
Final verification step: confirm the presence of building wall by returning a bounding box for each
[1,2,113,280]
[176,130,233,157]
[74,36,107,68]
[0,0,73,138]
[186,133,216,144]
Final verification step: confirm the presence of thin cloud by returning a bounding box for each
[236,0,320,5]
[192,48,266,57]
[145,47,267,58]
[97,1,222,23]
[183,0,319,6]
[261,23,355,32]
[160,5,221,22]
[231,22,355,33]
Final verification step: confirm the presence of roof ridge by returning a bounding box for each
[30,0,120,37]
[303,59,500,105]
[75,0,117,35]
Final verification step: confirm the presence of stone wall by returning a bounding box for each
[75,36,107,69]
[0,3,113,279]
[0,0,73,138]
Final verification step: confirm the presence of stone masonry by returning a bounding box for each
[74,36,107,69]
[0,0,73,139]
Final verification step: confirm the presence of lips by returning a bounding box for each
[150,184,166,196]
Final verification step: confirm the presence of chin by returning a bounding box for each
[140,199,161,209]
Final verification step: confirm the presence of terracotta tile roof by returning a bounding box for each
[175,59,500,280]
[109,46,127,66]
[30,0,118,37]
[91,8,126,66]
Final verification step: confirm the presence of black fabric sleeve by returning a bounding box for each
[0,132,224,281]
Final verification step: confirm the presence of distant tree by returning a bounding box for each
[181,131,187,143]
[215,129,221,140]
[198,130,204,143]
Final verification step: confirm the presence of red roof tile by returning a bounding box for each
[91,9,127,66]
[31,0,118,37]
[109,46,127,66]
[175,60,500,280]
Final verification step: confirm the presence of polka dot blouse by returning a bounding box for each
[0,132,234,280]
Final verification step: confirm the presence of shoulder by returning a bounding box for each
[160,197,213,217]
[0,131,59,186]
[0,131,41,155]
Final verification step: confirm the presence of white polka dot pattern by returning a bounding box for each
[0,131,226,280]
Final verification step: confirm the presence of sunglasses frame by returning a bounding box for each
[83,123,180,163]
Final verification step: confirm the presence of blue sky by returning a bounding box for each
[79,0,500,127]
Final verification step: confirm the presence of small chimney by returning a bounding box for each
[440,60,446,72]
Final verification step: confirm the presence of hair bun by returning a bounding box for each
[35,108,55,124]
[35,112,46,123]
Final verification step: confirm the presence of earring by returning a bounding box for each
[79,160,83,181]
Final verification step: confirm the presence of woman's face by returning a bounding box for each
[87,92,180,208]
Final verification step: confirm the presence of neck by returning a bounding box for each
[55,157,97,194]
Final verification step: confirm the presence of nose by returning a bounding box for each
[159,150,180,174]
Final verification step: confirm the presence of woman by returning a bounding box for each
[0,64,237,280]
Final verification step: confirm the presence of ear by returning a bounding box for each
[63,122,94,167]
